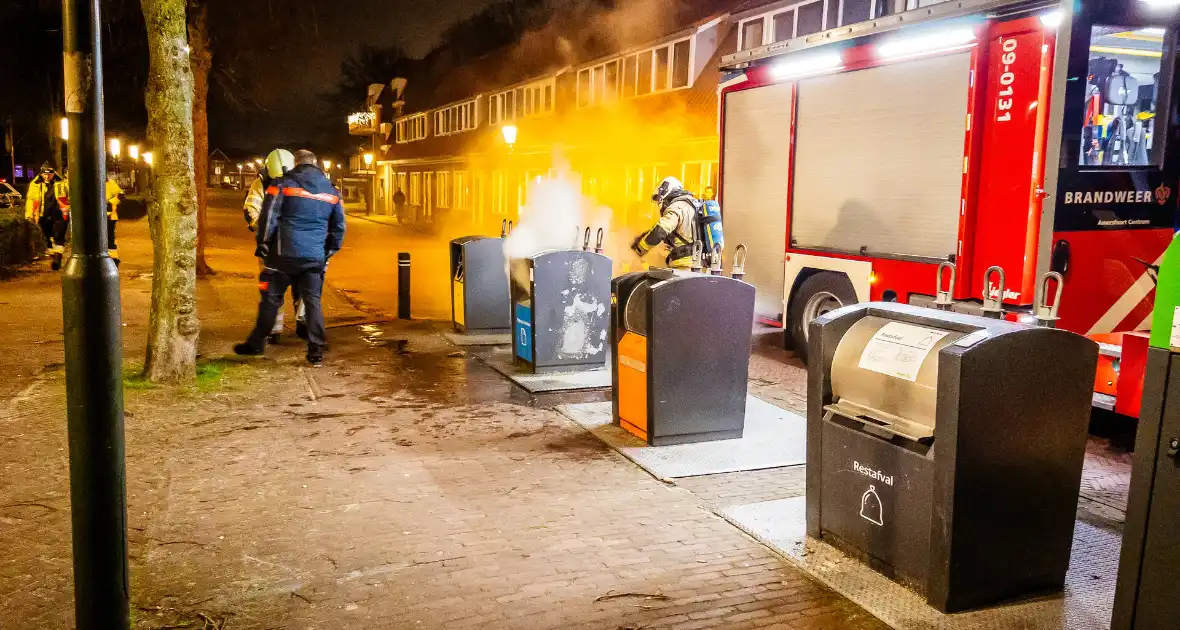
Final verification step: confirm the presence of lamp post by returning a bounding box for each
[127,145,138,191]
[60,0,129,626]
[364,152,375,215]
[237,162,243,189]
[108,137,121,179]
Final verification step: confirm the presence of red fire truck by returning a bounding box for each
[718,0,1180,418]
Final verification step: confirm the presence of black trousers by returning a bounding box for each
[245,259,326,352]
[107,218,117,251]
[38,213,67,250]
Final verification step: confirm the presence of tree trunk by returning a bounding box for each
[141,0,199,383]
[189,0,213,277]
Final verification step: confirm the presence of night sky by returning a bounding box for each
[0,0,498,167]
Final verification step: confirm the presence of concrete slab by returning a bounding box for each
[557,397,807,480]
[720,497,1120,630]
[479,350,611,393]
[443,331,512,346]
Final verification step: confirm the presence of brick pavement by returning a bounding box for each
[0,198,889,629]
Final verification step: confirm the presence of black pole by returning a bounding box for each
[398,252,411,319]
[61,0,129,628]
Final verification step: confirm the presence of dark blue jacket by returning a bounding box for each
[256,164,346,265]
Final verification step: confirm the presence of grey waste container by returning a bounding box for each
[510,249,611,373]
[611,269,755,445]
[450,236,510,334]
[807,302,1096,612]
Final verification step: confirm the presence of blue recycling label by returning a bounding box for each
[514,303,532,362]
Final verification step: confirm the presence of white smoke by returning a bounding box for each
[503,173,613,261]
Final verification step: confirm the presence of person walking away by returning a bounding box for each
[243,149,307,342]
[393,188,406,224]
[25,163,70,270]
[235,150,345,365]
[105,173,125,264]
[631,176,700,270]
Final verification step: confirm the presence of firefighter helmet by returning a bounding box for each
[264,149,295,179]
[651,176,684,206]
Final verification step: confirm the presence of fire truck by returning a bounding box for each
[717,0,1180,418]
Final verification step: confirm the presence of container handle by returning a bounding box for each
[501,219,507,238]
[732,244,748,280]
[595,227,605,254]
[933,262,956,311]
[1036,271,1064,328]
[710,244,723,275]
[583,226,592,251]
[981,266,1006,319]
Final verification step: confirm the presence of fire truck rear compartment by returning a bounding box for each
[790,52,969,261]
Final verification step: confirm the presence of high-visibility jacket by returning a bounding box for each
[243,176,267,230]
[25,174,70,222]
[105,179,124,220]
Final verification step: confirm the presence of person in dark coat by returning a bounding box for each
[234,150,346,365]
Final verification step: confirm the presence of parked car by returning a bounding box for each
[0,181,23,211]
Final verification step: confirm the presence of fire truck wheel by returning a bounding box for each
[787,271,857,364]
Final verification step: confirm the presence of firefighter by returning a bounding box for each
[244,149,305,342]
[25,163,70,270]
[235,150,345,366]
[105,173,125,264]
[631,176,698,269]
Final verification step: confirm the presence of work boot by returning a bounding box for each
[233,343,264,357]
[306,344,324,367]
[296,322,308,340]
[51,253,62,271]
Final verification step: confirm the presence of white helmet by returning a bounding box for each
[264,149,295,179]
[651,176,684,206]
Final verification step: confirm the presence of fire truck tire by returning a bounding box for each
[787,271,857,364]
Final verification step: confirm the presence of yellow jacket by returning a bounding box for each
[25,175,70,222]
[106,179,124,220]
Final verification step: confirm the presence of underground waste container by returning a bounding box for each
[806,302,1097,613]
[449,235,510,335]
[510,249,611,373]
[611,269,755,445]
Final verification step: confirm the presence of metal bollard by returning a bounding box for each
[398,252,411,319]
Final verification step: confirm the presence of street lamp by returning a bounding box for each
[323,159,332,170]
[142,151,153,166]
[109,137,120,159]
[363,153,373,167]
[59,117,69,141]
[128,145,139,161]
[501,124,518,148]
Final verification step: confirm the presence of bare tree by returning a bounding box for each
[189,0,213,276]
[141,0,199,383]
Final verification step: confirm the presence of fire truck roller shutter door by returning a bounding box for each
[722,81,794,323]
[790,52,971,261]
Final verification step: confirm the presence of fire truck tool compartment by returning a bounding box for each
[510,249,611,374]
[611,270,756,445]
[450,236,510,335]
[721,81,793,322]
[791,52,969,260]
[807,302,1096,613]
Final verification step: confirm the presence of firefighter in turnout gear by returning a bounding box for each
[243,149,305,342]
[105,174,125,264]
[25,163,70,270]
[631,176,698,269]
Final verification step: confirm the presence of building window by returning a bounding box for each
[433,99,479,137]
[578,37,694,108]
[490,78,555,124]
[396,113,428,143]
[454,170,469,209]
[842,0,872,25]
[672,40,691,88]
[797,1,823,37]
[741,19,764,51]
[773,11,795,42]
[654,47,670,91]
[436,171,451,208]
[637,52,652,95]
[409,172,421,205]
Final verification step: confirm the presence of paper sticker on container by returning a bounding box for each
[858,322,950,382]
[1171,306,1180,350]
